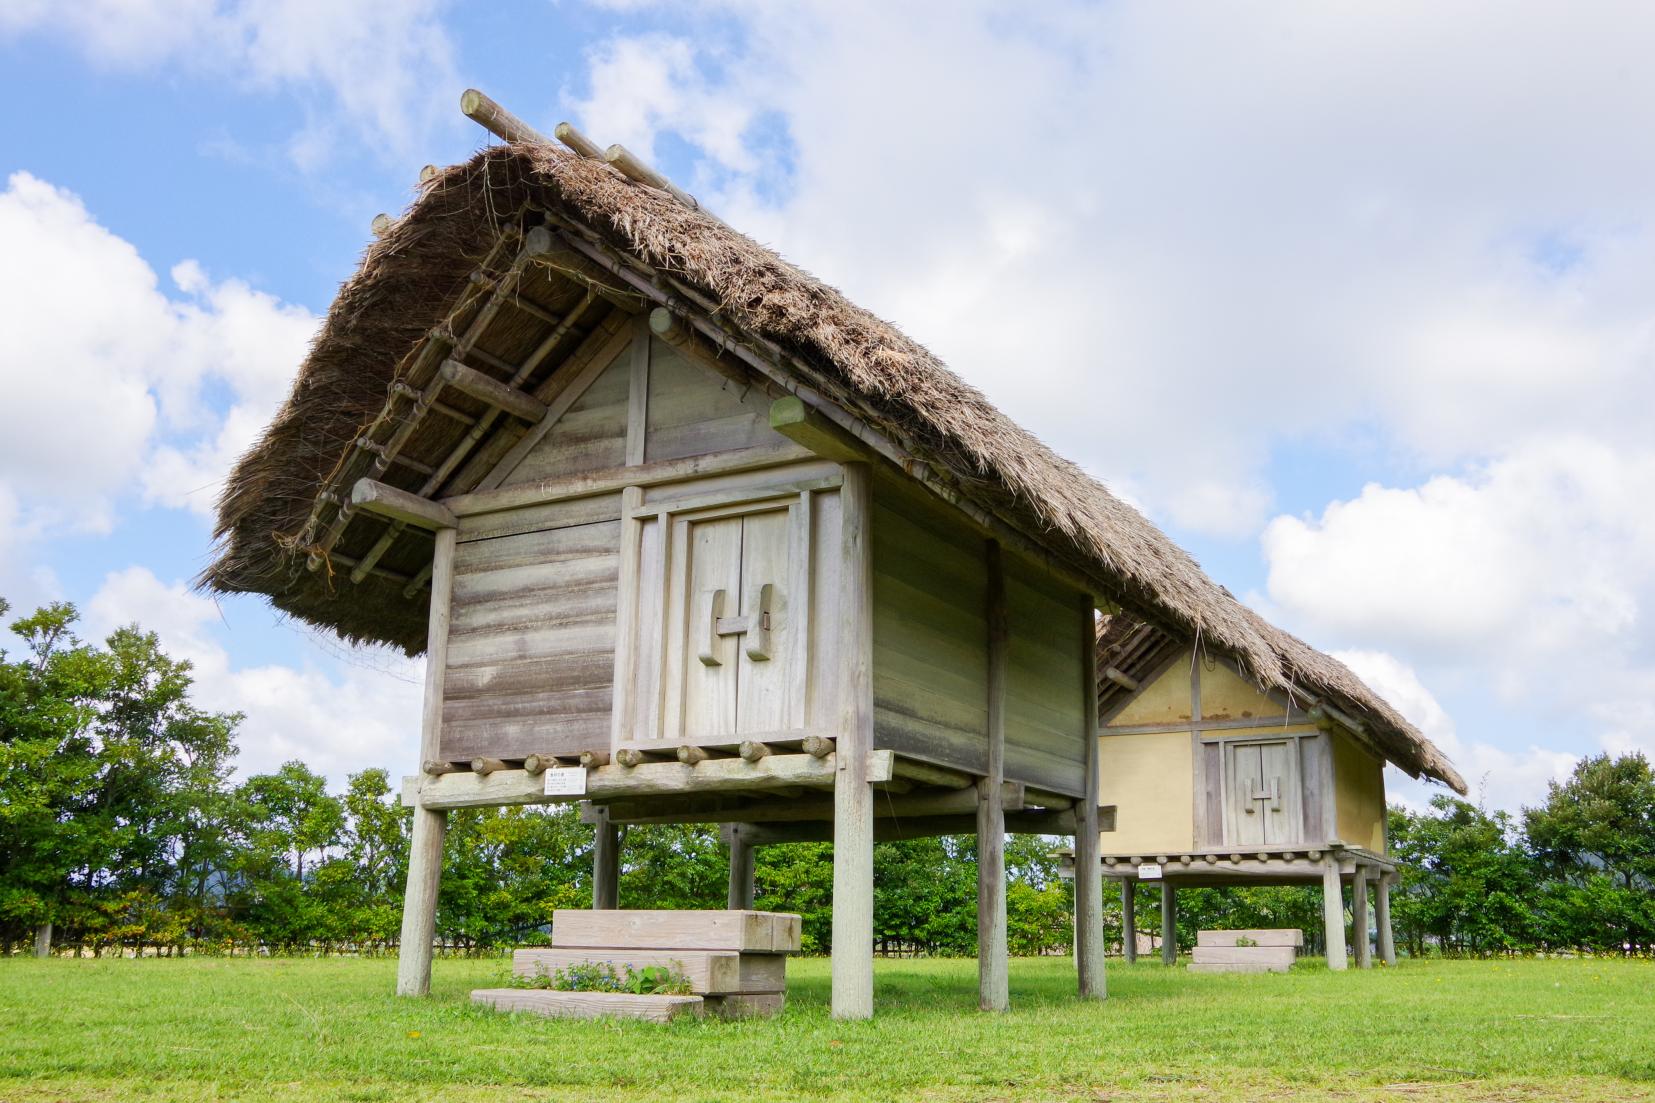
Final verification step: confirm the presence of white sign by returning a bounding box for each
[542,767,588,797]
[1137,862,1164,880]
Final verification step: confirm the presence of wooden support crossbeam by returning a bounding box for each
[351,479,457,531]
[593,781,1023,826]
[438,359,547,423]
[722,807,1087,847]
[403,750,894,811]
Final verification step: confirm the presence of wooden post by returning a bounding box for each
[1160,881,1177,965]
[593,808,620,910]
[1120,882,1137,963]
[831,462,875,1020]
[1376,873,1397,965]
[1321,859,1348,971]
[727,828,756,910]
[977,541,1009,1012]
[396,526,456,997]
[1352,867,1372,969]
[32,921,51,959]
[1075,595,1107,999]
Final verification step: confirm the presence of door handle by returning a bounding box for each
[745,582,774,661]
[698,588,728,667]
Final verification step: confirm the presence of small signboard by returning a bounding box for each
[542,767,588,797]
[1137,862,1164,880]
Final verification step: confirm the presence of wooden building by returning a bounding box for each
[203,92,1462,1016]
[1090,612,1466,969]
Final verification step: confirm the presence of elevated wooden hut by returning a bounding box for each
[204,92,1461,1016]
[1091,612,1466,968]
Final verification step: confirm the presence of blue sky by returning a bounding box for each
[3,2,1652,810]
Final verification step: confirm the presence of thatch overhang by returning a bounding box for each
[1096,610,1467,793]
[201,141,1464,793]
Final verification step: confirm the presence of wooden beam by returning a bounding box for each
[723,807,1085,846]
[352,479,457,531]
[1322,859,1348,970]
[592,806,619,910]
[595,781,1023,826]
[1352,868,1372,969]
[396,527,455,997]
[438,359,547,423]
[553,120,604,160]
[891,757,976,790]
[770,395,868,462]
[1120,882,1137,963]
[460,87,550,144]
[1375,873,1397,966]
[979,540,1009,1013]
[1076,592,1107,1000]
[405,750,894,811]
[832,462,875,1021]
[727,829,756,910]
[1161,882,1177,965]
[605,143,703,213]
[1103,665,1140,692]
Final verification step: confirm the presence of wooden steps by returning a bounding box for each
[476,909,800,1022]
[1188,928,1300,973]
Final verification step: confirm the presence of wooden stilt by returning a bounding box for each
[593,809,620,910]
[977,541,1009,1013]
[1120,882,1137,963]
[396,526,456,998]
[32,921,51,959]
[831,463,875,1021]
[727,828,756,910]
[1161,881,1177,965]
[1075,594,1107,1000]
[396,805,447,995]
[1321,859,1348,971]
[1376,873,1397,965]
[1352,868,1372,969]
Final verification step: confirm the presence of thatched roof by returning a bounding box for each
[202,141,1463,792]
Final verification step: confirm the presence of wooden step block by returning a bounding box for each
[472,988,704,1022]
[1191,945,1297,967]
[1196,928,1304,948]
[551,909,802,953]
[513,948,785,995]
[704,992,786,1019]
[1187,962,1290,974]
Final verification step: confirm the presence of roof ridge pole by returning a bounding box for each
[460,88,551,145]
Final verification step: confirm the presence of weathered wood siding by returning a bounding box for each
[500,355,630,485]
[644,338,776,461]
[869,486,1089,795]
[870,489,990,774]
[440,503,622,761]
[1002,555,1089,796]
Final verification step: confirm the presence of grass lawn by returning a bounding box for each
[1,954,1650,1102]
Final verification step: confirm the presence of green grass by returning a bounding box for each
[2,955,1651,1101]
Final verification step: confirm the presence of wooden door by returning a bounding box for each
[1223,739,1303,847]
[614,471,833,751]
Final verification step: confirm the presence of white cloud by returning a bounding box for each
[1336,648,1577,812]
[84,567,423,784]
[0,0,458,163]
[0,172,317,557]
[561,1,1655,538]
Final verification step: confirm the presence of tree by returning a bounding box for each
[1525,753,1655,891]
[1389,797,1538,954]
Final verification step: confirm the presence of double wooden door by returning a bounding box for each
[1223,739,1302,847]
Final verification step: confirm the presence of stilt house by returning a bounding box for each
[203,91,1462,1017]
[1091,611,1466,969]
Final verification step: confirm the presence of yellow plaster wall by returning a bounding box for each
[1198,659,1287,721]
[1096,730,1194,855]
[1110,649,1192,726]
[1333,730,1387,853]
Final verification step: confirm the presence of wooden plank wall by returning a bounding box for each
[870,490,990,774]
[1002,555,1088,797]
[500,356,630,485]
[440,504,622,761]
[645,338,774,461]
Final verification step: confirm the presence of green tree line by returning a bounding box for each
[2,599,1651,958]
